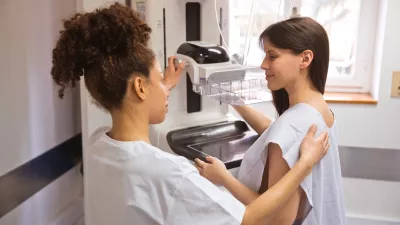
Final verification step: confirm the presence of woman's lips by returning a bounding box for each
[265,74,275,80]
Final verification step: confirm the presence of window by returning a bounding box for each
[228,0,381,93]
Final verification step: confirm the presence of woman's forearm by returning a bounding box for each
[232,105,273,135]
[241,159,312,225]
[222,173,260,205]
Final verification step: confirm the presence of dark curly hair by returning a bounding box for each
[51,2,155,111]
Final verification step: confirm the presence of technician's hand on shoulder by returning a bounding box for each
[164,56,185,90]
[299,124,330,166]
[195,156,230,186]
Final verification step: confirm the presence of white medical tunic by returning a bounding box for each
[85,127,245,225]
[236,103,347,225]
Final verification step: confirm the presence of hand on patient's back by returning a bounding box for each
[194,156,229,186]
[299,124,329,166]
[164,56,185,90]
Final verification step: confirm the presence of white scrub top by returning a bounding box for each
[85,127,245,225]
[236,103,347,225]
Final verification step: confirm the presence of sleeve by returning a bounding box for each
[263,121,314,207]
[165,170,246,225]
[263,122,302,166]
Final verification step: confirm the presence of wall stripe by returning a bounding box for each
[339,146,400,182]
[0,134,82,218]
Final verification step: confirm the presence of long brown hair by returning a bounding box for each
[259,17,330,116]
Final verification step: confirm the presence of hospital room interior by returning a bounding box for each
[0,0,399,224]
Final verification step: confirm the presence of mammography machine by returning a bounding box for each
[131,0,274,170]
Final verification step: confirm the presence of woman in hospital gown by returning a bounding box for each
[50,3,330,225]
[196,17,347,225]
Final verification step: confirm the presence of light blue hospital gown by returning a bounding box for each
[236,103,347,225]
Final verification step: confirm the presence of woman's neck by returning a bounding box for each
[285,75,335,128]
[108,108,150,143]
[286,76,323,107]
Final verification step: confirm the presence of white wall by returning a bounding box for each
[335,1,400,220]
[0,0,82,224]
[231,0,400,223]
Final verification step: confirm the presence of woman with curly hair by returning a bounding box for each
[51,3,329,225]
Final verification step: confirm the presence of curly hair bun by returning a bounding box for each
[51,2,154,111]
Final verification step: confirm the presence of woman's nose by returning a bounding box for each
[260,58,269,71]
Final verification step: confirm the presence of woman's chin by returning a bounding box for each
[267,83,280,91]
[149,114,166,125]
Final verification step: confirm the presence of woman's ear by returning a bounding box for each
[300,50,314,69]
[130,76,148,101]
